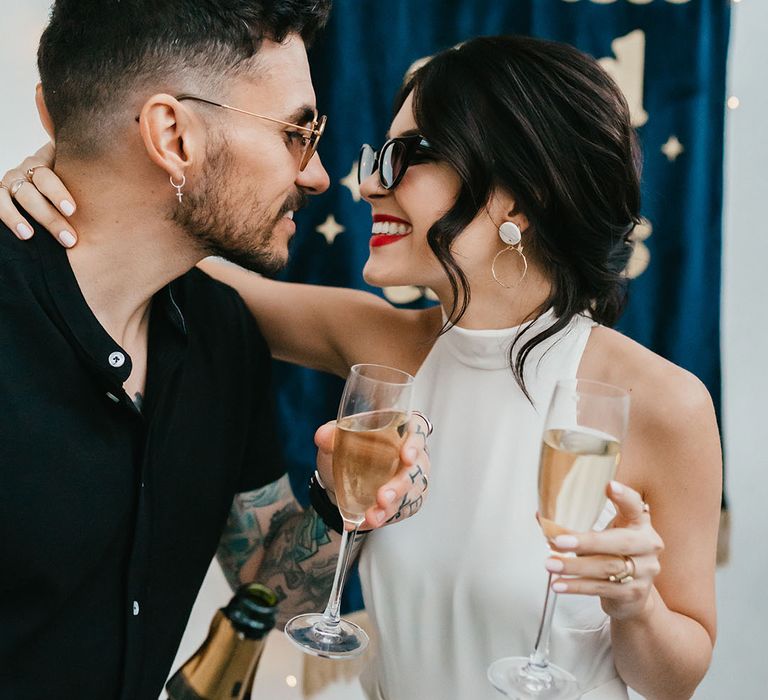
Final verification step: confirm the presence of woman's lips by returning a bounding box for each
[370,233,409,247]
[370,215,412,247]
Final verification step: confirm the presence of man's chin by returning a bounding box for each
[216,247,288,277]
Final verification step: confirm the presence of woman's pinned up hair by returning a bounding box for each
[397,35,642,400]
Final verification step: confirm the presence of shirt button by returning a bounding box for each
[133,600,140,616]
[109,351,126,368]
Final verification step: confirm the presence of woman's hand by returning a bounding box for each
[0,143,79,246]
[545,480,664,621]
[314,412,431,531]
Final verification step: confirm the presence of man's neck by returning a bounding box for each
[56,160,204,347]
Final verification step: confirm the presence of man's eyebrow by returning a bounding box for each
[385,127,420,139]
[285,105,317,126]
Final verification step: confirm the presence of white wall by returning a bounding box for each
[1,1,765,698]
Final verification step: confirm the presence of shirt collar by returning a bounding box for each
[32,223,188,384]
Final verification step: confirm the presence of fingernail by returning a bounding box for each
[554,535,579,549]
[610,481,624,495]
[16,223,33,240]
[552,581,568,593]
[406,447,418,462]
[383,489,397,504]
[59,230,76,248]
[60,200,75,216]
[545,558,564,573]
[375,510,386,524]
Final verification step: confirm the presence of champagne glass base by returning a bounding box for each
[284,613,369,659]
[488,657,581,699]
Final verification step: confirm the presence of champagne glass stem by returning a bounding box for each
[529,572,558,670]
[320,524,360,627]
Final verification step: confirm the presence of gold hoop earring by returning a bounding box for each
[491,243,528,289]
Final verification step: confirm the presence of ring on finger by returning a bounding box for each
[9,178,28,198]
[608,554,636,584]
[411,410,433,437]
[25,165,47,181]
[641,501,650,514]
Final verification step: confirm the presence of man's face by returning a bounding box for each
[174,34,329,274]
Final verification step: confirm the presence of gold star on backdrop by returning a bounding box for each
[340,161,362,202]
[316,215,345,244]
[661,135,684,162]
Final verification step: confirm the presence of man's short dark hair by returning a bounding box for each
[37,0,331,156]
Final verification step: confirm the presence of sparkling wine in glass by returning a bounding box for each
[284,364,414,659]
[488,378,630,699]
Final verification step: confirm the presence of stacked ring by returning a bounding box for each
[411,410,433,437]
[8,178,28,198]
[608,554,636,584]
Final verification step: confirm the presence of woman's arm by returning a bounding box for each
[560,330,721,699]
[199,258,437,378]
[0,146,438,378]
[610,371,720,699]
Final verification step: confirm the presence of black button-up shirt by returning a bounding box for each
[0,222,283,699]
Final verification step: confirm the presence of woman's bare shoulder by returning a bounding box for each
[582,325,715,425]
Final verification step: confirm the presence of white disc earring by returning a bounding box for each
[498,221,522,246]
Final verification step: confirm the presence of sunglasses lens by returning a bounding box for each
[358,145,376,184]
[381,141,406,189]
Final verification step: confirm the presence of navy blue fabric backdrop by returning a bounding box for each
[274,0,730,611]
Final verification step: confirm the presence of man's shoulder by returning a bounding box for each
[173,264,267,347]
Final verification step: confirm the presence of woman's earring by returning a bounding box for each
[170,174,186,203]
[492,221,528,288]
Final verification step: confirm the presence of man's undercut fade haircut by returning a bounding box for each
[37,0,331,156]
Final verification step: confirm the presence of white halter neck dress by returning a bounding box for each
[358,311,627,700]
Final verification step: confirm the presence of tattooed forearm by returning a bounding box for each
[216,475,360,621]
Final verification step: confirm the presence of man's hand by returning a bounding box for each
[314,412,431,530]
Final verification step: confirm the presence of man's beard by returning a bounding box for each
[172,136,305,275]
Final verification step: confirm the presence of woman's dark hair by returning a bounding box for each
[396,35,642,400]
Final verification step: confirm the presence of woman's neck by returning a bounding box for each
[433,260,552,330]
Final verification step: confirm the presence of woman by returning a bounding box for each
[2,35,720,700]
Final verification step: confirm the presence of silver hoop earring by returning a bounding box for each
[491,243,528,289]
[170,174,186,203]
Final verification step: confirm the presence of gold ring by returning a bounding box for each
[26,165,46,181]
[608,554,636,584]
[0,182,8,192]
[9,178,28,198]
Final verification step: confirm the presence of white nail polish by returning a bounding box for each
[59,230,77,248]
[60,200,75,216]
[610,480,624,495]
[16,223,33,240]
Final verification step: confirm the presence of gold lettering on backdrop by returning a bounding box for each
[598,30,649,128]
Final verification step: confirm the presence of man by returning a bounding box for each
[0,2,429,698]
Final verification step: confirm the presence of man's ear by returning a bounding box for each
[136,94,201,181]
[35,83,56,143]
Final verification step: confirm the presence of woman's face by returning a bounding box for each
[360,92,512,298]
[359,93,460,294]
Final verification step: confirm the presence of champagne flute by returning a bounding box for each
[285,363,414,659]
[488,378,630,699]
